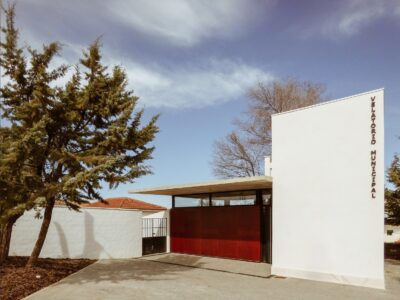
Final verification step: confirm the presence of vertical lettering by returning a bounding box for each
[370,96,377,199]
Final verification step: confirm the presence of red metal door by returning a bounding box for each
[170,206,261,261]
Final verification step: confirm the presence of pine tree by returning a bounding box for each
[0,5,159,266]
[386,154,400,225]
[0,4,46,264]
[0,125,43,263]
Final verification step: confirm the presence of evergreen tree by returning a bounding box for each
[386,154,400,225]
[0,125,43,263]
[0,5,159,266]
[0,4,45,264]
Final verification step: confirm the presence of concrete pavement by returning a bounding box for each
[24,255,400,300]
[141,253,272,277]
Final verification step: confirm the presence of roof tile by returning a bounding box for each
[81,197,167,211]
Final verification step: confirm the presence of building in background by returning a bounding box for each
[385,225,400,243]
[81,197,166,217]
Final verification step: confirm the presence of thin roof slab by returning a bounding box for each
[128,176,273,196]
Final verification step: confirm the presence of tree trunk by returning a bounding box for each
[0,223,8,265]
[0,213,22,265]
[1,220,13,263]
[26,199,55,267]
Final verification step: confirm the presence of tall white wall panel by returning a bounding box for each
[271,89,385,289]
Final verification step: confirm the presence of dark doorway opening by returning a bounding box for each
[142,218,167,255]
[260,190,272,263]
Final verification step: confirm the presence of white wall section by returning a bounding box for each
[271,89,385,289]
[10,207,143,259]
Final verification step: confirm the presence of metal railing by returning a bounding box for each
[142,218,167,238]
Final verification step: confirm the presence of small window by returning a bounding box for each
[387,230,394,236]
[174,194,209,208]
[211,190,256,206]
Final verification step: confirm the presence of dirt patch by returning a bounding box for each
[0,256,95,300]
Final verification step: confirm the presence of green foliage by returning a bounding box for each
[0,5,43,224]
[386,154,400,225]
[0,4,159,218]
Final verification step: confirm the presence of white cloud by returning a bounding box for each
[19,0,273,47]
[117,58,274,108]
[4,35,271,109]
[302,0,399,38]
[335,0,385,36]
[396,4,400,16]
[11,0,274,109]
[11,9,273,110]
[102,0,272,46]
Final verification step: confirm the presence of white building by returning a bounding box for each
[130,89,385,289]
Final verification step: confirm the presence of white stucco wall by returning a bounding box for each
[142,210,168,217]
[271,89,385,289]
[10,207,143,259]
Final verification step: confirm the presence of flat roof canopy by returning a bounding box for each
[128,176,272,196]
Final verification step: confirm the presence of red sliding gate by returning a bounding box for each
[170,206,261,261]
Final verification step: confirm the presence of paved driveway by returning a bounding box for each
[25,255,400,300]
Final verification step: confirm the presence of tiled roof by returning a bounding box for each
[81,197,167,211]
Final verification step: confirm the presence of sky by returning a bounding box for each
[3,0,400,207]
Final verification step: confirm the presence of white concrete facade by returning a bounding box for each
[271,89,385,289]
[10,207,143,259]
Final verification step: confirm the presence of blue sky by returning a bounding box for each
[7,0,400,207]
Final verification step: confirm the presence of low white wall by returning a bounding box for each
[271,89,385,289]
[10,207,142,259]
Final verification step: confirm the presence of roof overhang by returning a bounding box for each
[128,176,272,196]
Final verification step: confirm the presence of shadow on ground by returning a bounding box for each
[141,253,271,278]
[54,256,205,285]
